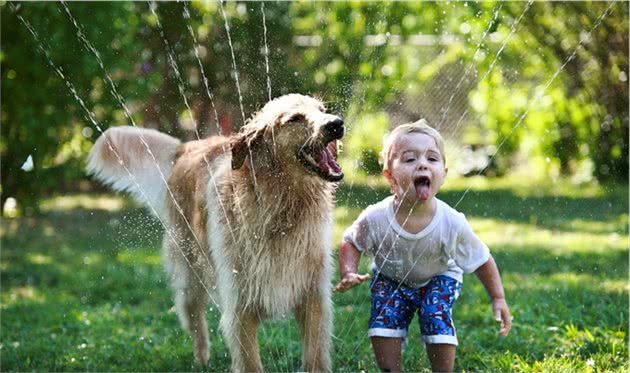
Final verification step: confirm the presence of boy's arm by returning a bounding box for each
[474,256,512,336]
[333,241,370,292]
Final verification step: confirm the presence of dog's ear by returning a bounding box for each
[231,127,266,170]
[231,135,248,170]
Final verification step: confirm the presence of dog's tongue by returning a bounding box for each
[415,182,431,201]
[318,144,342,174]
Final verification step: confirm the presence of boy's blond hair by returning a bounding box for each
[379,119,446,174]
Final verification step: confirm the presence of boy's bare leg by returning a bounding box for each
[426,343,455,372]
[371,337,402,372]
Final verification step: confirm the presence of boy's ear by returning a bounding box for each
[383,169,393,183]
[444,166,448,176]
[383,169,396,188]
[383,169,398,195]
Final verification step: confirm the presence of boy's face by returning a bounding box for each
[384,132,447,204]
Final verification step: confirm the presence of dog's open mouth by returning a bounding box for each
[414,176,431,201]
[298,140,344,182]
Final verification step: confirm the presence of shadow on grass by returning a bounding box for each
[492,244,628,279]
[1,207,166,302]
[336,183,628,233]
[1,184,628,371]
[2,206,304,371]
[333,265,628,371]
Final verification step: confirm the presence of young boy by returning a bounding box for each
[335,120,511,372]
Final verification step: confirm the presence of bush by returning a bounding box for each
[343,112,390,175]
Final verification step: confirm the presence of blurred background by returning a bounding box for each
[2,1,627,214]
[1,2,628,372]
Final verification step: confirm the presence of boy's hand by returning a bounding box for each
[492,297,512,336]
[333,273,370,293]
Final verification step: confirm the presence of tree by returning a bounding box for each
[2,1,627,213]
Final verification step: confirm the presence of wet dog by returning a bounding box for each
[87,94,344,372]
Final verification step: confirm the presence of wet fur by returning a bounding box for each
[87,94,338,372]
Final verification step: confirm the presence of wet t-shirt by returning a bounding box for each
[343,196,490,287]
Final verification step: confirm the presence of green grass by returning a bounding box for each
[2,177,628,372]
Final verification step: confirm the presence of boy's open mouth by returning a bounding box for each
[414,176,431,201]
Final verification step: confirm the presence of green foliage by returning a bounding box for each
[2,2,162,211]
[466,1,629,178]
[1,2,300,212]
[342,112,390,176]
[2,1,628,213]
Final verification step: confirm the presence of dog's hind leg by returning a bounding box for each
[175,281,210,365]
[295,291,333,373]
[221,308,263,372]
[164,237,212,365]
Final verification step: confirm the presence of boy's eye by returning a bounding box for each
[429,157,438,162]
[403,158,416,163]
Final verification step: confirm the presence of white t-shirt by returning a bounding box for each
[343,196,490,287]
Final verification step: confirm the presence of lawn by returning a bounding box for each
[1,176,628,372]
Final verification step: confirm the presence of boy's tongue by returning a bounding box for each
[415,180,431,201]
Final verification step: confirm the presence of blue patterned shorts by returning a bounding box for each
[368,273,462,345]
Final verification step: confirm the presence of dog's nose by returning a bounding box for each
[323,118,345,140]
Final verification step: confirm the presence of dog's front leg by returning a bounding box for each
[223,309,263,373]
[295,291,332,373]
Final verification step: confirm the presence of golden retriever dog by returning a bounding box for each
[87,94,344,372]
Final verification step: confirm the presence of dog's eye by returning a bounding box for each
[285,113,305,124]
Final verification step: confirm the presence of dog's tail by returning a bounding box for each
[87,126,181,217]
